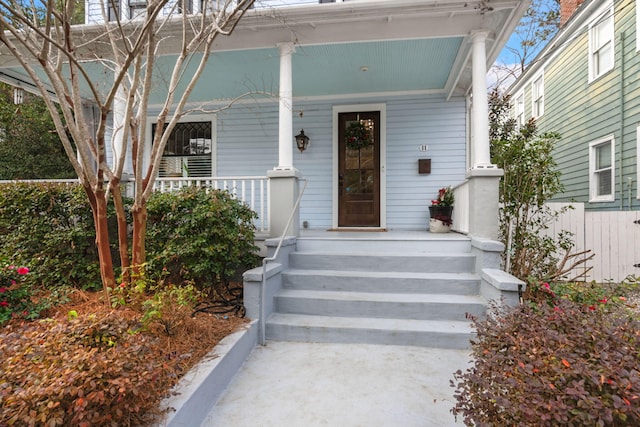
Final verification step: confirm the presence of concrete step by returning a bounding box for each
[274,289,485,320]
[296,233,471,253]
[266,313,475,349]
[282,269,480,295]
[289,252,476,274]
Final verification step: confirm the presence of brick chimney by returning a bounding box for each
[560,0,586,26]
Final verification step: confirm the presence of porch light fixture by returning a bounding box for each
[295,129,310,153]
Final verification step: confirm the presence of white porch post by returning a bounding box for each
[470,31,493,169]
[466,30,503,241]
[267,42,301,238]
[276,42,295,170]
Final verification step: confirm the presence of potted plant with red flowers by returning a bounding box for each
[429,186,454,232]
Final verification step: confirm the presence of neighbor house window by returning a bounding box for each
[514,91,525,127]
[589,4,614,81]
[589,137,614,202]
[107,0,120,21]
[129,0,146,19]
[531,73,544,118]
[153,120,215,178]
[637,0,640,52]
[637,126,640,199]
[178,0,193,14]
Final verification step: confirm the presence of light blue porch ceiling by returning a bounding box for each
[148,37,463,105]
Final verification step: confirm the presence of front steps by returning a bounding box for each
[264,233,485,349]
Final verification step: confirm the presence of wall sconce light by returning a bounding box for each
[295,129,310,153]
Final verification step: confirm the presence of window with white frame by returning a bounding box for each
[589,4,614,81]
[637,126,640,199]
[531,73,544,118]
[152,120,215,178]
[107,0,120,21]
[637,0,640,52]
[589,137,615,202]
[129,0,146,19]
[514,91,525,127]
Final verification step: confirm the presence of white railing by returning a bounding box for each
[452,180,469,234]
[152,176,270,234]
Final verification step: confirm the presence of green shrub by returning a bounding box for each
[0,182,105,290]
[0,264,32,324]
[146,187,260,294]
[526,276,639,314]
[452,300,640,426]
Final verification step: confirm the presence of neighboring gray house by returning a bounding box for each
[508,0,640,282]
[0,0,530,358]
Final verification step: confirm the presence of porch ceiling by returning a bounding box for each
[146,37,463,104]
[0,0,529,102]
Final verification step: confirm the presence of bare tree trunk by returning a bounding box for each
[131,202,148,273]
[84,185,116,299]
[111,182,131,283]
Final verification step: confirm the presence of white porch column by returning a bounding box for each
[466,30,503,242]
[267,42,301,238]
[276,42,295,170]
[470,30,493,169]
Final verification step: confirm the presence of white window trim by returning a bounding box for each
[144,113,217,177]
[637,126,640,200]
[589,135,615,203]
[588,1,614,82]
[531,72,544,119]
[637,0,640,52]
[514,90,525,127]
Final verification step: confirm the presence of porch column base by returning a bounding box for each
[267,168,302,238]
[465,167,503,241]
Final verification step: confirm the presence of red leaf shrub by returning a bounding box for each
[0,306,245,426]
[452,300,640,426]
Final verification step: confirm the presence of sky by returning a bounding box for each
[488,0,559,91]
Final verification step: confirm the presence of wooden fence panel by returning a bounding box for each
[585,210,640,283]
[544,203,640,283]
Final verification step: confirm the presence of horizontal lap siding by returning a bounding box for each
[541,0,639,211]
[386,97,467,229]
[215,96,467,229]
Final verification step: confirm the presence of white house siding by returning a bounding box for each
[385,96,467,229]
[86,0,325,25]
[213,94,467,230]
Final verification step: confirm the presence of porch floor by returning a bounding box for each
[299,229,470,241]
[202,340,469,426]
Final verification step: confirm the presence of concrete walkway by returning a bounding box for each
[201,341,471,427]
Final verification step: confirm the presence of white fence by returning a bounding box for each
[545,203,640,283]
[153,176,270,234]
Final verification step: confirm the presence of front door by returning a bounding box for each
[338,111,380,227]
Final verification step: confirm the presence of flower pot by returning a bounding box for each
[428,205,453,233]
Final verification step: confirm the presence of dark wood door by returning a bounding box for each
[338,111,380,227]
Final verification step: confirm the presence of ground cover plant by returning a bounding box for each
[452,277,640,426]
[0,289,247,426]
[0,183,259,425]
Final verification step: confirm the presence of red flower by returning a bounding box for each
[0,288,6,293]
[0,301,8,307]
[588,305,596,311]
[599,298,608,304]
[16,267,29,275]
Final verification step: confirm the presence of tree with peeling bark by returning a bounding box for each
[0,0,255,295]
